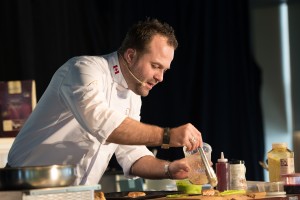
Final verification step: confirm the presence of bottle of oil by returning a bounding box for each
[267,143,294,182]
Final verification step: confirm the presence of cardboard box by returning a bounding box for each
[0,80,36,137]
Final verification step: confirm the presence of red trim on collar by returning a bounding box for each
[113,65,119,74]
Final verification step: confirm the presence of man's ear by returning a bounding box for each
[126,49,136,63]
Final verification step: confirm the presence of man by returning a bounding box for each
[7,18,203,185]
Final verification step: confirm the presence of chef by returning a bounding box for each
[7,18,203,185]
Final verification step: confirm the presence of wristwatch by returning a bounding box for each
[164,162,172,179]
[161,127,170,149]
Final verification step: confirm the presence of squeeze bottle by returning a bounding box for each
[216,152,230,191]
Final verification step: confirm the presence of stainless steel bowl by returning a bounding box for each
[0,165,76,190]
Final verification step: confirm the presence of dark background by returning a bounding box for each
[0,0,264,181]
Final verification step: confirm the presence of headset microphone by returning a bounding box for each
[118,53,146,87]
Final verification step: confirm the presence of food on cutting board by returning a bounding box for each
[246,192,266,198]
[202,188,220,196]
[201,189,266,200]
[94,191,106,200]
[127,191,146,198]
[93,188,266,199]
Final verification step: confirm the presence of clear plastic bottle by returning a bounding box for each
[267,143,294,182]
[183,143,212,185]
[216,152,230,192]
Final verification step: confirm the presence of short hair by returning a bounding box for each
[118,18,178,55]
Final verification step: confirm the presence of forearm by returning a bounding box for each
[107,117,202,151]
[130,156,190,180]
[106,117,164,146]
[130,156,170,179]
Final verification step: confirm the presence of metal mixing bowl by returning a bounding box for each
[0,164,76,190]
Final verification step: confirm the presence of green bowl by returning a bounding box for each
[176,180,202,194]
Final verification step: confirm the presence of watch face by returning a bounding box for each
[161,144,170,149]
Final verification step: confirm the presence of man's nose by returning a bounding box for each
[155,71,164,82]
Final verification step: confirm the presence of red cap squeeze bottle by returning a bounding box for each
[216,152,230,191]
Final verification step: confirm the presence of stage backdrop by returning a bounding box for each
[0,0,264,181]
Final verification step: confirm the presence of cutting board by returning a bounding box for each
[154,194,252,200]
[154,194,300,200]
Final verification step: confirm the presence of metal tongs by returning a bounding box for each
[198,147,218,187]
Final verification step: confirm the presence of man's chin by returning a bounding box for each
[141,90,150,97]
[135,88,149,97]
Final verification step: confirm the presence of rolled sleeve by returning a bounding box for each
[115,145,154,178]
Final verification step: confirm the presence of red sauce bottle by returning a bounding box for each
[216,152,230,192]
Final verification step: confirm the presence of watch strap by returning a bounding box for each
[161,127,170,149]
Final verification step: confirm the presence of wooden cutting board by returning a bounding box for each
[154,194,300,200]
[154,194,252,200]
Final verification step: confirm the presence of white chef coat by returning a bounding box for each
[7,51,154,185]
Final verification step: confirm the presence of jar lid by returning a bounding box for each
[230,159,245,164]
[272,143,287,149]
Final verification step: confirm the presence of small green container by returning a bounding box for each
[176,179,202,194]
